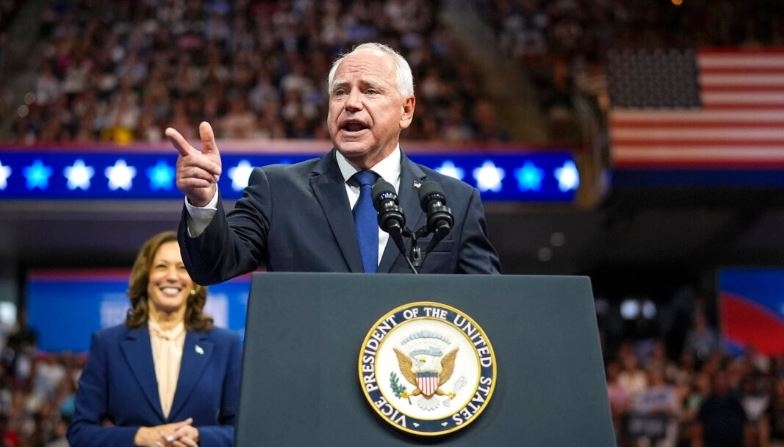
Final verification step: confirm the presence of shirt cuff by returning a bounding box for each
[185,191,219,237]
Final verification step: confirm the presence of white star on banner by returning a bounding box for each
[229,160,254,191]
[0,161,10,190]
[435,160,465,181]
[64,159,95,190]
[105,159,137,191]
[472,160,505,193]
[554,160,580,192]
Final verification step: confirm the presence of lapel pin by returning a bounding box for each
[413,180,422,189]
[195,345,204,355]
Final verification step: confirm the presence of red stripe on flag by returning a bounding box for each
[702,85,784,92]
[611,120,783,129]
[613,140,784,147]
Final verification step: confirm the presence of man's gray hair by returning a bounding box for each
[327,42,415,98]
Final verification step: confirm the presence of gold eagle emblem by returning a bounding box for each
[393,347,459,399]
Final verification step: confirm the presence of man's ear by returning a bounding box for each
[400,96,416,129]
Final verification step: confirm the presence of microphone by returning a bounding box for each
[372,178,406,238]
[372,178,418,274]
[417,180,454,243]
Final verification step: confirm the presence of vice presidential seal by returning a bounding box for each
[358,301,497,436]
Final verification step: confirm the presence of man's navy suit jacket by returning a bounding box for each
[179,149,500,285]
[67,324,241,447]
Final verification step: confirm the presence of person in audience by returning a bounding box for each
[627,367,680,447]
[739,371,771,447]
[618,347,648,399]
[761,377,784,447]
[606,361,631,446]
[692,370,753,447]
[679,371,711,447]
[683,313,720,366]
[67,231,241,447]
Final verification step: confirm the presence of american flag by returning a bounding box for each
[607,48,784,168]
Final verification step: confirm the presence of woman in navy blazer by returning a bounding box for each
[67,231,241,447]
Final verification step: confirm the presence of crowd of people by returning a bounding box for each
[12,0,500,145]
[7,1,783,146]
[482,0,782,62]
[11,0,781,147]
[0,321,77,447]
[603,309,784,447]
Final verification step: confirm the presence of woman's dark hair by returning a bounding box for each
[125,231,212,331]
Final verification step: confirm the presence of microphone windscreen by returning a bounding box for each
[417,180,446,209]
[372,178,397,210]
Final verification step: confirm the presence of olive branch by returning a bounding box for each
[389,372,410,403]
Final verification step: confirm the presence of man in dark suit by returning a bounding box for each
[166,42,500,285]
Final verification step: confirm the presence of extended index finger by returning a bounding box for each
[165,127,196,157]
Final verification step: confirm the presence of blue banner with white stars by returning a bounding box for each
[0,150,579,202]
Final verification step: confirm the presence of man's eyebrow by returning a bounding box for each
[330,78,385,90]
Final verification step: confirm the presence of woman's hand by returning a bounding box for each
[134,417,198,447]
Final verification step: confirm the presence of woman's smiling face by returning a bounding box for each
[146,240,193,316]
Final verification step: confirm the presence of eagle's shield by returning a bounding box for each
[417,372,439,397]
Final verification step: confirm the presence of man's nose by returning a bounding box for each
[345,88,363,111]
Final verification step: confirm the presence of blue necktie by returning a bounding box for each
[352,170,378,273]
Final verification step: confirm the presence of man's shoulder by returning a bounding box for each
[259,157,320,173]
[253,156,325,182]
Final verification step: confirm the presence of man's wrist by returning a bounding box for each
[186,189,219,210]
[185,190,219,238]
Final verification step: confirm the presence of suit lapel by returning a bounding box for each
[310,150,364,272]
[120,326,164,420]
[378,153,427,273]
[169,331,213,419]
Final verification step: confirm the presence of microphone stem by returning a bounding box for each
[391,230,419,274]
[408,232,422,274]
[403,252,419,275]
